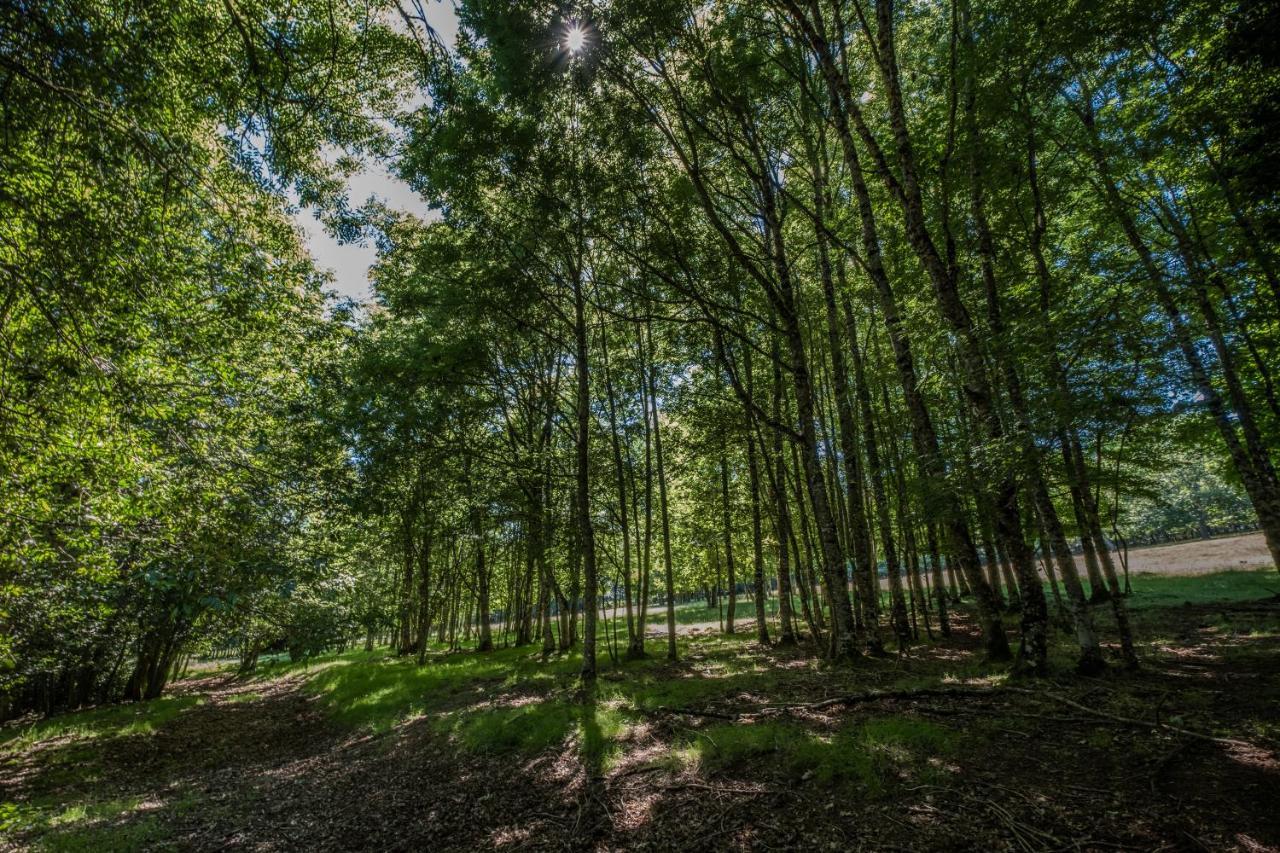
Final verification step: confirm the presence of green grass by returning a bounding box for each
[0,789,200,851]
[223,691,263,704]
[300,632,764,733]
[300,574,1272,767]
[1122,569,1277,609]
[302,644,584,733]
[0,695,203,752]
[1,566,1269,853]
[673,715,958,794]
[625,598,800,628]
[295,628,776,773]
[640,601,722,626]
[425,697,629,765]
[431,699,576,755]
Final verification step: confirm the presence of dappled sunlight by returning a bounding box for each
[4,575,1277,850]
[1235,833,1276,852]
[0,787,200,850]
[540,741,585,790]
[1,695,205,753]
[488,823,533,846]
[1155,643,1223,663]
[611,787,663,833]
[924,646,976,663]
[1224,741,1280,774]
[940,672,1007,688]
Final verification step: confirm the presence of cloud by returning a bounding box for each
[298,1,459,304]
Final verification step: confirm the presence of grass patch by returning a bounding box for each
[224,691,263,704]
[1121,569,1277,609]
[302,632,763,735]
[431,700,574,755]
[2,791,199,852]
[303,645,584,733]
[675,715,958,794]
[424,695,629,765]
[0,695,203,752]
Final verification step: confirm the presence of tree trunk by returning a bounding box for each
[809,145,882,653]
[574,266,597,681]
[720,451,738,635]
[785,6,1010,658]
[601,327,638,658]
[746,416,771,646]
[647,323,679,662]
[770,354,798,644]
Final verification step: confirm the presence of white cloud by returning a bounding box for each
[299,1,459,304]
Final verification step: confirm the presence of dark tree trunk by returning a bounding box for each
[720,451,738,635]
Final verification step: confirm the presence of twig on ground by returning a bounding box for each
[649,706,737,720]
[1004,688,1251,747]
[760,685,1009,715]
[660,782,771,795]
[610,764,664,781]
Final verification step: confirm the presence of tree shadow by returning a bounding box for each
[576,682,609,842]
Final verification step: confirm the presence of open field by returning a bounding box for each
[612,533,1279,638]
[1099,531,1274,576]
[4,569,1278,852]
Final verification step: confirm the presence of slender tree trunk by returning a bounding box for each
[415,528,434,664]
[1019,112,1110,670]
[756,179,860,660]
[746,418,771,646]
[1078,91,1280,575]
[770,355,798,644]
[647,323,679,662]
[810,144,881,652]
[397,503,417,656]
[720,451,738,635]
[785,6,1010,658]
[601,326,637,657]
[475,543,492,652]
[790,438,826,635]
[637,320,654,652]
[925,524,950,636]
[574,271,597,683]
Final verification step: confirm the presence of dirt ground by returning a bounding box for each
[4,586,1278,852]
[1103,531,1274,576]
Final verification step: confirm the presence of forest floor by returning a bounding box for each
[3,569,1279,852]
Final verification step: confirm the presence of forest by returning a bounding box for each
[2,0,1279,849]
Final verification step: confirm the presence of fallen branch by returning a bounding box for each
[647,686,1009,722]
[653,684,1257,750]
[648,705,737,720]
[610,763,665,781]
[660,782,771,795]
[1006,687,1251,747]
[761,685,1008,714]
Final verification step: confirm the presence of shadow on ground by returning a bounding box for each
[3,579,1279,851]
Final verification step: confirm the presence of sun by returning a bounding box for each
[565,24,586,53]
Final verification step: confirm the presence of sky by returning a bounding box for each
[295,166,432,303]
[297,2,460,304]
